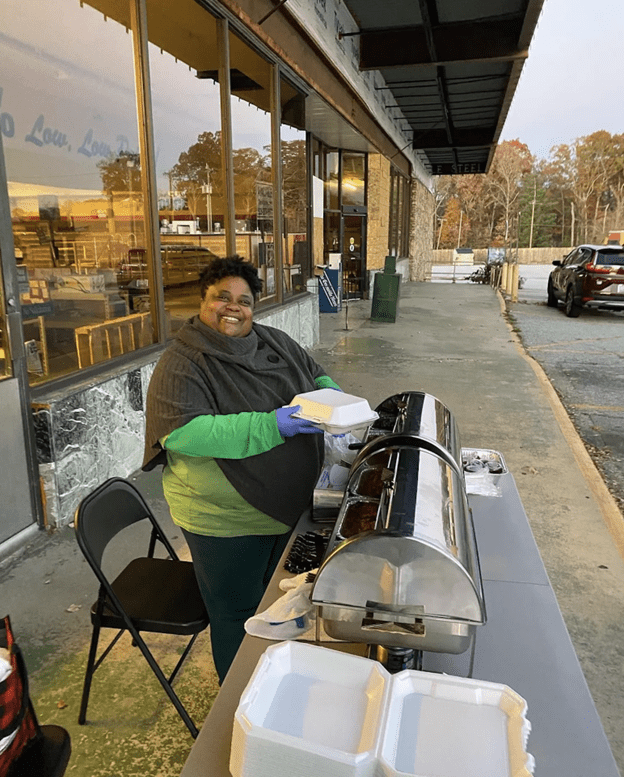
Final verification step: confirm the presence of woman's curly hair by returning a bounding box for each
[199,255,264,300]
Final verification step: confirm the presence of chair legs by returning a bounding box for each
[78,618,199,738]
[130,630,199,738]
[78,618,102,726]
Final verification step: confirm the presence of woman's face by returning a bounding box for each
[199,276,254,337]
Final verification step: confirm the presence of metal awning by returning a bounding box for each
[341,0,544,174]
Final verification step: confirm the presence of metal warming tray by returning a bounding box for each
[311,395,486,656]
[368,391,462,472]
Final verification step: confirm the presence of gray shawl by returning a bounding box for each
[143,317,325,527]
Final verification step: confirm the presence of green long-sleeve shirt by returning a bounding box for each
[162,375,340,537]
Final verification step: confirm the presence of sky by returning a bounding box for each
[499,0,624,161]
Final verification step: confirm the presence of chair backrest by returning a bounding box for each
[74,477,175,570]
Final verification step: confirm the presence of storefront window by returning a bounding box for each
[324,151,340,210]
[324,212,341,256]
[341,152,365,208]
[402,176,411,256]
[388,168,410,258]
[388,167,399,256]
[228,32,274,301]
[146,0,224,333]
[280,79,308,297]
[1,0,152,383]
[396,174,405,255]
[0,264,9,378]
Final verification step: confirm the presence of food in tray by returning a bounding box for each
[367,450,391,467]
[372,411,396,431]
[353,467,393,498]
[340,501,379,537]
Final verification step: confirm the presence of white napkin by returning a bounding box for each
[245,571,340,642]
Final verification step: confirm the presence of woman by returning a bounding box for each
[143,255,340,683]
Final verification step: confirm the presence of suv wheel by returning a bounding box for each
[547,278,558,307]
[564,286,581,317]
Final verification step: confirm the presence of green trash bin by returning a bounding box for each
[371,256,401,322]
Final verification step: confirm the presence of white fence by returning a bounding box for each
[432,247,573,265]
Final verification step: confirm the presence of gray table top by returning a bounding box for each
[180,472,621,777]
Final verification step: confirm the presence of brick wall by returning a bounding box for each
[366,154,391,270]
[409,177,435,281]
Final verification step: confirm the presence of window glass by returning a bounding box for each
[0,263,9,378]
[402,176,411,256]
[564,249,579,266]
[1,0,152,383]
[146,0,223,333]
[229,32,274,302]
[388,168,399,256]
[324,212,340,256]
[312,138,323,179]
[324,151,340,211]
[396,175,404,254]
[596,250,624,265]
[341,152,365,208]
[280,78,308,297]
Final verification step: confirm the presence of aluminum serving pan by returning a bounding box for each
[312,441,486,654]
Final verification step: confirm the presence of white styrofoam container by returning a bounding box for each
[379,671,535,777]
[231,641,388,777]
[230,641,534,777]
[289,389,379,434]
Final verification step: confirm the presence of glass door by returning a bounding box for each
[342,213,367,299]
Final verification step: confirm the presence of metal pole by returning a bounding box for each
[217,19,236,256]
[130,0,166,343]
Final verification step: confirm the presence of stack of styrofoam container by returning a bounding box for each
[230,641,534,777]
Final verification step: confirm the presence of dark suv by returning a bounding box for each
[547,244,624,317]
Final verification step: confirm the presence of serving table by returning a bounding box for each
[180,469,621,777]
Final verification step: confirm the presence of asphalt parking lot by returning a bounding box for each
[508,265,624,515]
[432,262,624,514]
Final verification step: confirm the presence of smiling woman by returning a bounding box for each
[142,254,340,683]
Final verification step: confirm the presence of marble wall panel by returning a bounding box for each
[42,367,152,527]
[300,296,319,348]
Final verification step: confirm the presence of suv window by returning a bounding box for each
[595,250,624,266]
[564,249,580,266]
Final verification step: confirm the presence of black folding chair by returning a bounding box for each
[74,477,209,738]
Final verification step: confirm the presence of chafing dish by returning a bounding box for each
[310,395,486,656]
[368,391,462,472]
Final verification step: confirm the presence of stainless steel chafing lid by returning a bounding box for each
[373,392,462,472]
[312,446,486,624]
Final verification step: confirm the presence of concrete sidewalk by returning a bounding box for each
[2,281,623,776]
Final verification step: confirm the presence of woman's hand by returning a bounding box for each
[275,406,324,437]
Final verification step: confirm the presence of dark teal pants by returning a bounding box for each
[181,528,292,683]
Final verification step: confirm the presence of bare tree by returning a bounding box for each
[487,140,533,247]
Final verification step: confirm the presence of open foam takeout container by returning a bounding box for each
[289,388,379,435]
[230,640,534,777]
